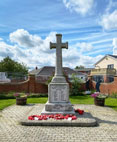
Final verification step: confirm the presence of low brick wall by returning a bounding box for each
[0,81,29,93]
[90,76,117,95]
[1,74,117,95]
[35,83,48,94]
[0,75,48,93]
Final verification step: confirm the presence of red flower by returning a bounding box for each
[72,116,77,120]
[28,116,34,120]
[28,111,84,121]
[75,109,84,115]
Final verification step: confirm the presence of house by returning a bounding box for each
[29,66,87,83]
[95,54,117,70]
[74,68,93,75]
[73,70,87,82]
[91,54,117,82]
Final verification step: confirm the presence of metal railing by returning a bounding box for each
[0,72,28,83]
[91,68,116,76]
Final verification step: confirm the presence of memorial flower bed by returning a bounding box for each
[14,93,29,105]
[28,109,84,121]
[91,92,108,106]
[14,93,29,98]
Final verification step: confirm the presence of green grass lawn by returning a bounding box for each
[0,99,16,110]
[0,95,117,111]
[70,95,117,111]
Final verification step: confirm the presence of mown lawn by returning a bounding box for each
[0,95,117,111]
[70,95,117,111]
[0,99,16,110]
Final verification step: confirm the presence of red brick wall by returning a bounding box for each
[28,75,36,93]
[1,74,116,95]
[90,76,117,95]
[0,81,29,93]
[0,75,48,93]
[35,83,48,93]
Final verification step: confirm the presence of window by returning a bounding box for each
[107,75,114,83]
[92,75,104,83]
[107,64,114,69]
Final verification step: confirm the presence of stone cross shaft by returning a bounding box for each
[50,34,68,76]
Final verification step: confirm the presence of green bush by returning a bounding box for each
[0,92,48,99]
[28,93,48,98]
[0,92,16,99]
[45,75,53,85]
[111,92,117,98]
[70,74,83,96]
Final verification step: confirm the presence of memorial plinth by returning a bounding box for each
[41,34,75,115]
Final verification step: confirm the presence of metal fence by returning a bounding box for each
[92,75,114,83]
[0,72,28,83]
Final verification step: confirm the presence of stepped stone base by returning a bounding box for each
[41,102,75,115]
[19,105,97,127]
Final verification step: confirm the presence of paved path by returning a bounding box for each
[0,104,117,142]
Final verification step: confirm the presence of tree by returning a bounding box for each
[75,65,85,69]
[0,56,28,74]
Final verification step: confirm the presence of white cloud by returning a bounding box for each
[10,29,43,48]
[100,10,117,30]
[10,29,56,53]
[63,44,102,68]
[0,30,57,69]
[38,32,56,53]
[113,38,117,55]
[0,29,104,69]
[63,47,80,67]
[105,0,117,13]
[63,0,94,15]
[0,37,3,41]
[76,42,93,52]
[80,55,103,67]
[0,41,14,58]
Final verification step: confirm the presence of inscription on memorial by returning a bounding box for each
[50,85,68,102]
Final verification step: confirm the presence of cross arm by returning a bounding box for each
[50,42,56,49]
[61,42,68,49]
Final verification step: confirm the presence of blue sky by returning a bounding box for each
[0,0,117,69]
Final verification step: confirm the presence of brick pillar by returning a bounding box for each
[88,75,94,90]
[103,75,107,83]
[28,74,35,93]
[114,75,117,82]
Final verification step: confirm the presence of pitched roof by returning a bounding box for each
[29,67,42,75]
[95,54,117,65]
[29,66,76,76]
[75,71,87,76]
[108,54,117,58]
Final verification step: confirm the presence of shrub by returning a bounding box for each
[70,74,83,96]
[111,92,117,98]
[45,75,53,85]
[28,93,48,98]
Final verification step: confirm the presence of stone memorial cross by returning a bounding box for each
[41,34,75,115]
[50,34,68,78]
